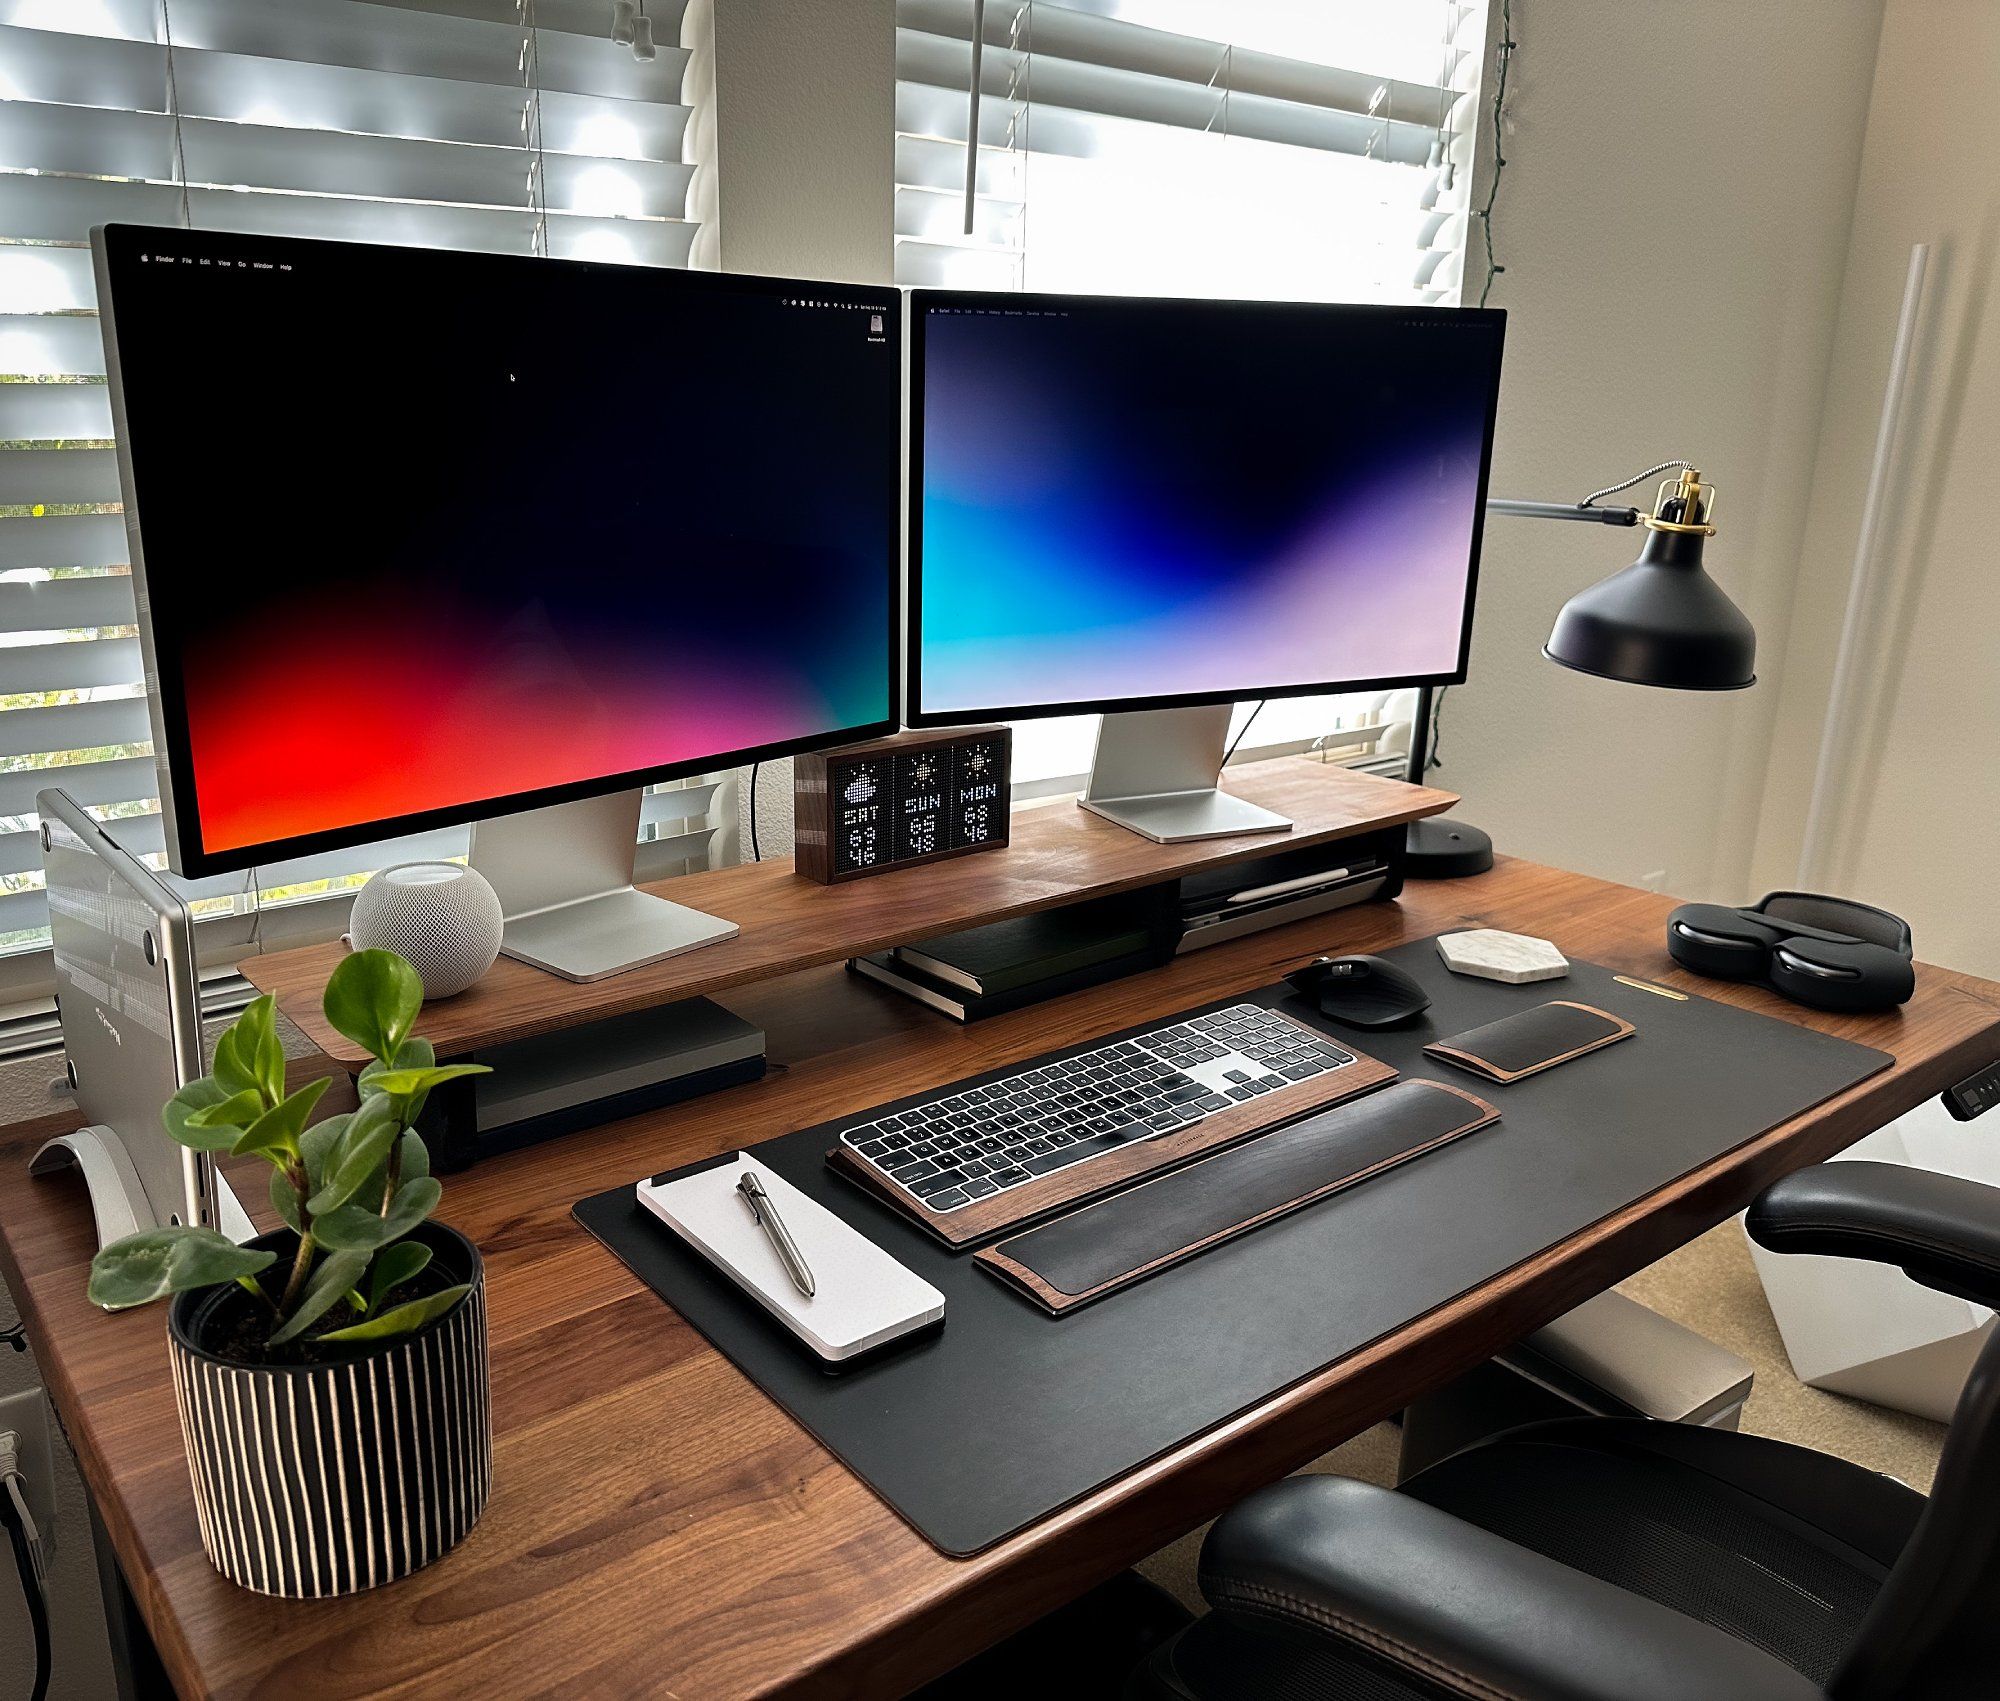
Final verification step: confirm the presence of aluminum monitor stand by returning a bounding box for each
[1079,704,1294,844]
[470,789,739,983]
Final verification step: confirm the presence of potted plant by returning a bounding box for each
[87,949,493,1599]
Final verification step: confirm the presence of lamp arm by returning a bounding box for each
[1486,498,1642,526]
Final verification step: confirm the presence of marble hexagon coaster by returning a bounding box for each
[1437,928,1569,984]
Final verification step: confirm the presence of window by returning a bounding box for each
[894,0,1487,785]
[0,0,716,999]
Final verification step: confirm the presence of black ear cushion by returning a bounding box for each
[1667,904,1780,979]
[1769,938,1916,1012]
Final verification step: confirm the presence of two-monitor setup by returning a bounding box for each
[93,224,1504,980]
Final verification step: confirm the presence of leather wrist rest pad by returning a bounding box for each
[1425,1001,1635,1083]
[573,946,1891,1557]
[979,1080,1499,1313]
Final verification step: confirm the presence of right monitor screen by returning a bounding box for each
[908,291,1506,723]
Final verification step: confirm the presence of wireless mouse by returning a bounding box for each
[1285,953,1433,1029]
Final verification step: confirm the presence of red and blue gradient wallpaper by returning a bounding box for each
[103,229,899,868]
[913,296,1504,716]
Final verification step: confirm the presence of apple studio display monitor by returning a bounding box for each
[93,226,901,978]
[907,290,1507,841]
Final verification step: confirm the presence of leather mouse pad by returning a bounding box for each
[1425,1000,1634,1083]
[977,1079,1499,1313]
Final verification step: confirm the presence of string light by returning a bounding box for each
[1430,0,1517,771]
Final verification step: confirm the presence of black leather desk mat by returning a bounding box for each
[573,943,1891,1557]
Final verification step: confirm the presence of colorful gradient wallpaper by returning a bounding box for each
[104,230,899,868]
[913,297,1504,716]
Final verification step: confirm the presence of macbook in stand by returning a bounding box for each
[29,787,254,1254]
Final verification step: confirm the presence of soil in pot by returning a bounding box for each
[193,1263,462,1367]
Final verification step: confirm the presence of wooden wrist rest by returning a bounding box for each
[976,1078,1500,1314]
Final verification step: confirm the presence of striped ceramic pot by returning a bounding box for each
[165,1222,490,1598]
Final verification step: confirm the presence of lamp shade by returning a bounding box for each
[1544,526,1756,690]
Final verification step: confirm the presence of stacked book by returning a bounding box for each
[850,894,1169,1021]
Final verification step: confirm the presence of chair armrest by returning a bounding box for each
[1749,1159,2000,1307]
[1199,1477,1826,1701]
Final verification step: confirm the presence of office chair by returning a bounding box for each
[1130,1160,2000,1700]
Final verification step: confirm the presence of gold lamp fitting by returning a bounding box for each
[1641,467,1718,537]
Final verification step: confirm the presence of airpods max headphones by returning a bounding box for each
[1666,891,1915,1014]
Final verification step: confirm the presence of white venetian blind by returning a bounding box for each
[0,0,716,969]
[895,0,1488,784]
[895,0,1485,300]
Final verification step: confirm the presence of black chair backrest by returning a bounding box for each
[1831,1323,2000,1699]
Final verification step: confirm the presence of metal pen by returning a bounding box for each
[736,1170,816,1298]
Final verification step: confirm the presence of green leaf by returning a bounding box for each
[230,1074,331,1164]
[359,1064,490,1098]
[212,996,284,1109]
[267,1249,369,1346]
[162,1077,241,1153]
[269,1170,303,1234]
[299,1112,349,1194]
[312,1176,441,1253]
[358,1036,433,1098]
[397,1129,430,1186]
[87,1228,275,1312]
[316,1284,469,1344]
[210,1017,257,1100]
[323,950,424,1065]
[367,1241,432,1314]
[183,1088,265,1134]
[305,1096,400,1217]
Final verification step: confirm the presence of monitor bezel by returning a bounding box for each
[94,224,904,881]
[903,286,1507,730]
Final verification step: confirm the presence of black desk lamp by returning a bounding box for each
[1406,463,1757,878]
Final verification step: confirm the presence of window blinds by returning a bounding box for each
[0,0,711,968]
[894,0,1485,300]
[894,0,1487,785]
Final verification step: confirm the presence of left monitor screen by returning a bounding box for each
[96,226,902,878]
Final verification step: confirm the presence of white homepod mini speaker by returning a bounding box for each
[347,862,505,999]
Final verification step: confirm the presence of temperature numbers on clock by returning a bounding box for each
[831,757,888,872]
[823,735,1011,877]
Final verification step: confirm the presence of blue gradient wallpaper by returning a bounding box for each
[913,296,1504,716]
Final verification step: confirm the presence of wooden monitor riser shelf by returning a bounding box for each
[244,757,1457,1066]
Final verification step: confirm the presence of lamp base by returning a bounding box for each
[1406,816,1495,880]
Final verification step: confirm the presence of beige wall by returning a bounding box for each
[1749,0,2000,977]
[711,0,896,285]
[1435,0,1884,900]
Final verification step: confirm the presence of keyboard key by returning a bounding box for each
[889,1158,938,1183]
[1223,1068,1252,1084]
[1227,1085,1257,1101]
[962,1177,999,1199]
[907,1140,940,1159]
[989,1165,1030,1186]
[1193,1092,1231,1112]
[910,1169,967,1198]
[856,1137,890,1158]
[1281,1063,1320,1081]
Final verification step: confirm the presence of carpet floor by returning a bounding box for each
[1136,1218,1950,1612]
